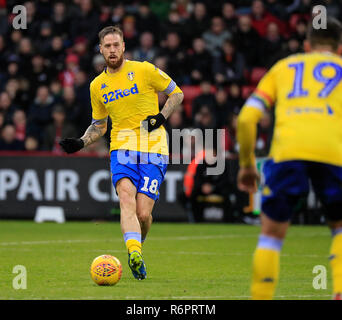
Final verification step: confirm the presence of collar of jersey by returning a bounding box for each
[104,59,129,77]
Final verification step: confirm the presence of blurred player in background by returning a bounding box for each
[237,17,342,299]
[59,26,183,280]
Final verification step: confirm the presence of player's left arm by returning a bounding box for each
[143,90,184,132]
[160,90,184,119]
[142,62,184,132]
[237,66,276,192]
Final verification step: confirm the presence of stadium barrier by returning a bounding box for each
[0,153,324,223]
[0,152,187,221]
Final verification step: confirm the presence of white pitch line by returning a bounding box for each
[0,232,331,246]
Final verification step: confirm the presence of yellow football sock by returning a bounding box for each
[251,247,280,300]
[126,239,142,254]
[330,233,342,294]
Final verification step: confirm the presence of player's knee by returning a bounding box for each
[117,182,136,207]
[261,213,289,239]
[117,179,135,197]
[136,209,152,224]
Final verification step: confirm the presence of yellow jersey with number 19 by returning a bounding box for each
[89,60,182,155]
[244,52,342,166]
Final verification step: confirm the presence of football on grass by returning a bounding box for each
[90,255,122,286]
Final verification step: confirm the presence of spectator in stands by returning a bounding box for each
[191,80,216,121]
[12,109,27,142]
[222,2,238,33]
[0,6,8,36]
[0,123,25,151]
[47,36,66,74]
[161,9,186,39]
[227,83,244,115]
[135,2,161,41]
[153,55,169,74]
[69,0,100,47]
[264,0,289,21]
[92,54,106,77]
[0,91,18,122]
[213,39,246,85]
[61,86,82,133]
[287,0,312,15]
[234,15,262,68]
[59,53,79,88]
[159,32,188,85]
[203,16,232,58]
[5,78,20,100]
[7,30,22,55]
[132,32,159,63]
[43,104,77,153]
[0,35,9,75]
[324,0,341,19]
[74,70,92,134]
[194,105,217,132]
[255,111,273,157]
[260,22,284,68]
[35,0,53,20]
[74,70,90,105]
[0,110,5,131]
[292,18,309,44]
[103,3,126,28]
[7,58,20,80]
[8,78,29,111]
[213,87,230,129]
[27,54,53,98]
[24,135,40,151]
[275,36,302,61]
[34,21,53,56]
[51,1,71,37]
[250,0,285,37]
[222,112,239,157]
[22,1,41,39]
[186,37,213,85]
[49,78,63,102]
[72,36,92,73]
[17,37,34,76]
[27,85,55,141]
[184,1,210,44]
[122,15,139,51]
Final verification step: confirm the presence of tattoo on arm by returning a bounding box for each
[160,92,184,119]
[80,118,107,147]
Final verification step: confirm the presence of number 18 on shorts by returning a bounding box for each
[110,150,168,201]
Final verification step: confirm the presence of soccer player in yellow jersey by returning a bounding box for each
[59,26,184,280]
[237,17,342,299]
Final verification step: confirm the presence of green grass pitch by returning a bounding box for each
[0,220,334,300]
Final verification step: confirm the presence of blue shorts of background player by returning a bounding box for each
[110,150,168,201]
[261,159,342,222]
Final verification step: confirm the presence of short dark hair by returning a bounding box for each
[308,17,342,50]
[98,26,123,43]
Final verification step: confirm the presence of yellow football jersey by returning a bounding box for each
[245,52,342,166]
[90,60,182,155]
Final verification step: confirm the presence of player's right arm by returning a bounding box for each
[59,81,109,154]
[237,65,277,192]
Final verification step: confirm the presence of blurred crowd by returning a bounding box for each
[0,0,341,157]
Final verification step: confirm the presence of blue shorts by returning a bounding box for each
[261,159,342,222]
[110,150,168,201]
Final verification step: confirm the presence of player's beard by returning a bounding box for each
[106,52,124,70]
